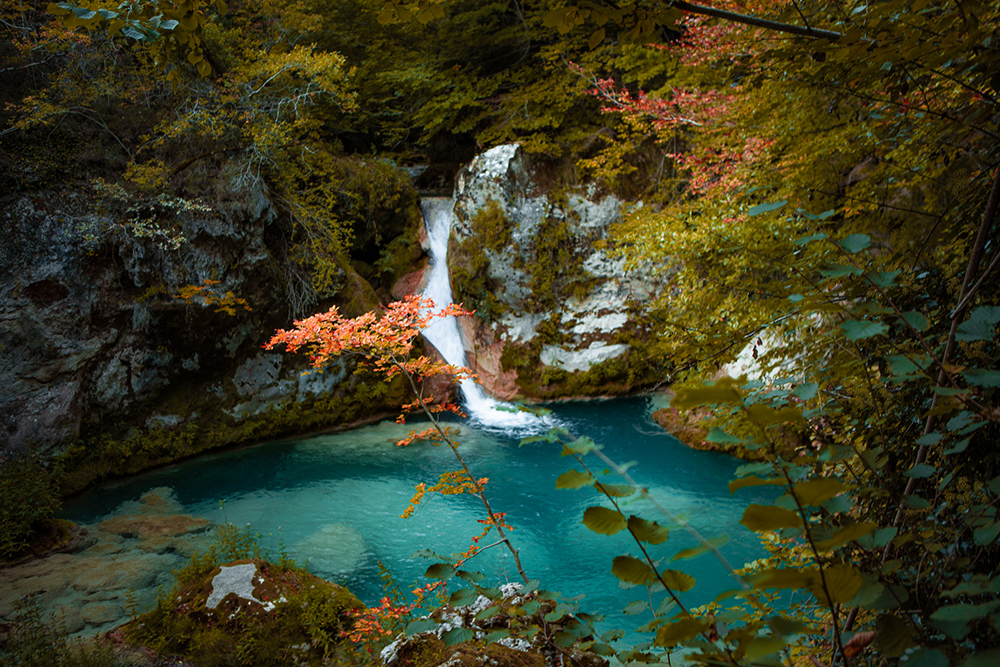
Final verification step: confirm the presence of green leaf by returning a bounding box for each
[659,569,696,592]
[792,382,818,400]
[887,354,924,380]
[931,600,1000,622]
[973,522,1000,546]
[563,436,598,455]
[945,438,971,455]
[654,616,709,646]
[69,5,97,18]
[425,563,455,580]
[455,569,485,583]
[740,504,802,531]
[484,629,511,642]
[672,535,729,561]
[905,463,936,479]
[848,581,885,608]
[873,526,898,547]
[729,476,784,493]
[611,555,653,585]
[814,522,877,552]
[956,306,1000,342]
[623,600,648,615]
[899,310,930,331]
[705,427,745,444]
[794,477,850,505]
[594,482,635,498]
[964,369,1000,387]
[449,588,479,607]
[475,606,500,621]
[902,494,930,509]
[868,270,900,287]
[793,231,828,245]
[122,25,145,39]
[627,515,670,544]
[544,603,571,622]
[748,200,787,216]
[583,506,626,535]
[840,319,888,340]
[820,263,864,279]
[906,648,948,667]
[555,469,594,489]
[840,233,871,253]
[947,411,974,431]
[441,627,474,645]
[405,619,438,636]
[916,433,942,446]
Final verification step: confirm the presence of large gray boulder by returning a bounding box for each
[0,169,405,467]
[448,144,667,398]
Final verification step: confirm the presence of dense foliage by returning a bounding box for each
[3,0,999,665]
[532,1,1000,665]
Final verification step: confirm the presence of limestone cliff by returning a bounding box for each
[0,166,422,487]
[447,145,668,400]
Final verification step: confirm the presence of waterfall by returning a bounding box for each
[419,198,546,431]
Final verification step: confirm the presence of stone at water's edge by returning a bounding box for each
[0,488,212,637]
[457,314,520,400]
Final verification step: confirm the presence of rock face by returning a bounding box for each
[0,168,419,473]
[448,144,667,399]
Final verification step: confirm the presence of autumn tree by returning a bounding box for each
[527,0,1000,664]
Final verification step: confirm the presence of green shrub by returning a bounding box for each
[0,453,62,558]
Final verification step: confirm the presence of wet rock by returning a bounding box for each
[51,604,86,635]
[82,602,122,626]
[293,522,366,577]
[0,487,214,637]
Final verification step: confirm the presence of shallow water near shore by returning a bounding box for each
[54,396,773,644]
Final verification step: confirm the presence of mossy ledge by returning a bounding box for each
[59,369,411,496]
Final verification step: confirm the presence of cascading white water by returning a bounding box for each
[419,198,546,431]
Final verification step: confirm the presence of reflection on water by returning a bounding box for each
[62,397,774,643]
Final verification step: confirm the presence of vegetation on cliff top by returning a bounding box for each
[2,0,999,665]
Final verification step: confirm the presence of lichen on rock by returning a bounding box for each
[447,144,669,399]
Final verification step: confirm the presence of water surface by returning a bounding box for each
[64,396,771,644]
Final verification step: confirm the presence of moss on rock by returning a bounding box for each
[124,557,364,667]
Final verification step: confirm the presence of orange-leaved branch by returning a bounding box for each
[264,294,473,381]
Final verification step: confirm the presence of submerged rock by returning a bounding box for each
[0,488,212,638]
[293,522,367,577]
